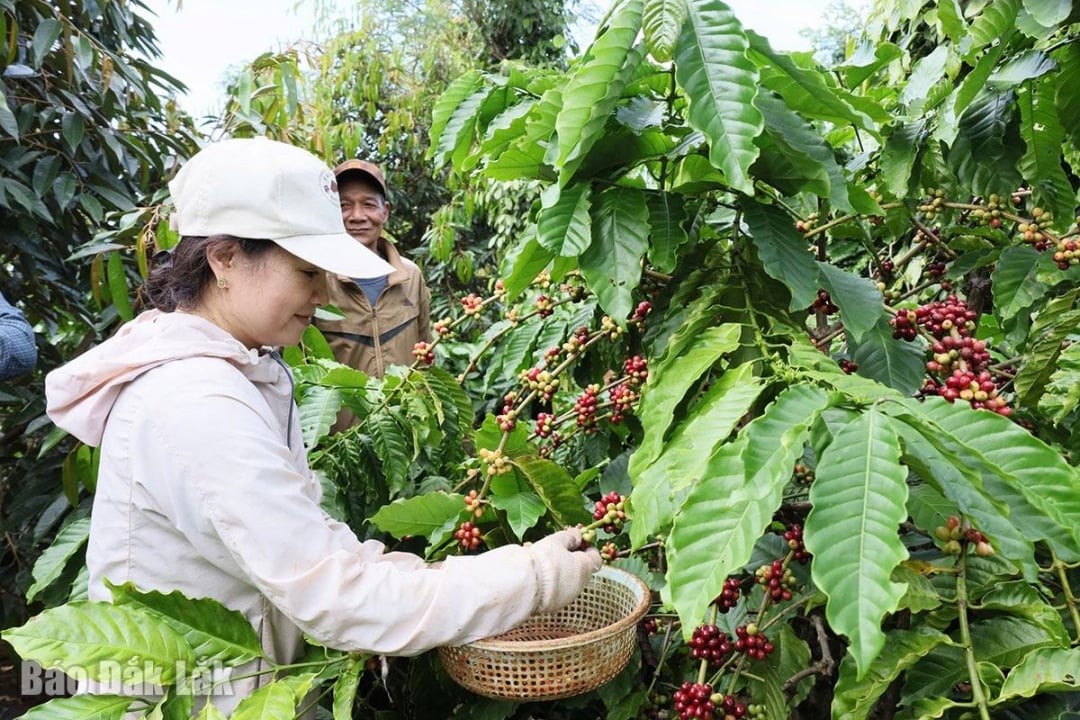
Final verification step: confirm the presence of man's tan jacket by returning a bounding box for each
[316,238,432,430]
[317,237,432,377]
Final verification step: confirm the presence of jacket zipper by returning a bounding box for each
[269,349,294,451]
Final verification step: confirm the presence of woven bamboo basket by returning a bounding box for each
[438,566,651,702]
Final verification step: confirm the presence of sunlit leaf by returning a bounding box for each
[832,627,952,720]
[674,0,762,194]
[1038,342,1080,424]
[642,0,686,62]
[667,385,828,631]
[816,261,884,343]
[629,323,742,476]
[2,602,194,685]
[107,583,263,667]
[14,694,136,720]
[537,182,592,256]
[579,185,649,321]
[369,493,465,540]
[230,683,296,720]
[997,646,1080,700]
[553,0,644,172]
[490,471,547,540]
[512,454,592,527]
[806,406,909,678]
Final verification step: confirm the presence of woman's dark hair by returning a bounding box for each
[141,236,275,312]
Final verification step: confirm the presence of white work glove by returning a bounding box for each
[526,528,603,614]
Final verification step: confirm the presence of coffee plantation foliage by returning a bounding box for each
[7,0,1080,718]
[0,0,201,632]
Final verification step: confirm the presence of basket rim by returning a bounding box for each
[460,565,651,653]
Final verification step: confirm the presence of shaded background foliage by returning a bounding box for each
[0,0,200,630]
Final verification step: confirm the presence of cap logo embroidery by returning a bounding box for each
[320,169,339,204]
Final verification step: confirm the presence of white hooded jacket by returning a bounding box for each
[45,310,579,712]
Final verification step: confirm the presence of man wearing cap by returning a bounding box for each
[316,160,432,414]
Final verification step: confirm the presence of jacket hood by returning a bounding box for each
[46,311,273,446]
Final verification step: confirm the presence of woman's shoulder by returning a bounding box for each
[130,354,264,401]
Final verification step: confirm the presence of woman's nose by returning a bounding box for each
[313,272,329,304]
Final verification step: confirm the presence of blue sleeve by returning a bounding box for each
[0,292,37,380]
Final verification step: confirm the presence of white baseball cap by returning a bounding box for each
[168,137,393,279]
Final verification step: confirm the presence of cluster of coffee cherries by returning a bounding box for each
[892,296,1011,415]
[712,577,743,613]
[910,295,978,337]
[477,447,511,476]
[534,412,556,438]
[560,325,591,355]
[637,690,672,720]
[520,366,560,403]
[497,408,518,432]
[600,315,624,341]
[926,259,948,280]
[534,294,555,318]
[934,515,994,557]
[877,257,896,279]
[1017,207,1055,252]
[593,491,627,534]
[625,355,649,384]
[782,524,811,564]
[630,300,653,330]
[574,384,601,433]
[609,383,640,424]
[716,694,752,720]
[1052,236,1080,270]
[925,334,990,374]
[410,341,436,365]
[794,212,819,234]
[672,684,759,720]
[460,293,484,315]
[733,623,774,661]
[432,318,453,337]
[712,548,805,614]
[755,560,797,602]
[916,188,951,221]
[929,190,1079,271]
[495,391,520,431]
[530,353,648,446]
[453,521,482,551]
[464,489,484,518]
[1048,211,1080,270]
[971,193,1006,226]
[889,309,919,341]
[688,621,774,667]
[808,289,839,316]
[688,623,732,666]
[793,464,815,487]
[673,682,717,720]
[537,432,563,459]
[929,368,1010,415]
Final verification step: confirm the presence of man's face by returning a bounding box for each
[338,177,389,252]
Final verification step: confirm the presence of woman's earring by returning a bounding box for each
[216,276,228,289]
